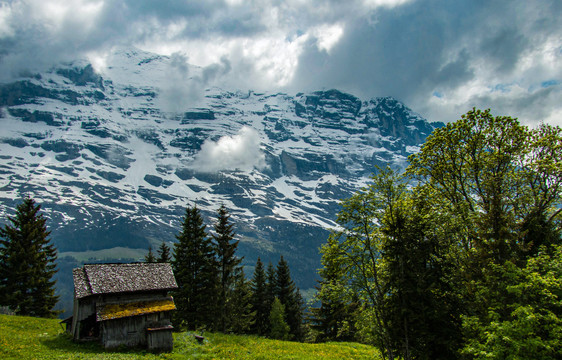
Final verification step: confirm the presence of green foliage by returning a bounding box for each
[269,297,290,340]
[250,257,269,335]
[382,184,462,359]
[275,256,305,341]
[323,168,461,359]
[322,168,398,358]
[144,246,156,263]
[407,108,562,358]
[0,197,59,318]
[0,314,382,359]
[408,108,562,265]
[228,268,255,334]
[265,261,276,312]
[320,108,562,359]
[462,246,562,359]
[157,241,172,263]
[311,235,359,342]
[172,205,218,330]
[212,204,244,333]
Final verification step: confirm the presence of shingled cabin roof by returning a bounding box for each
[73,263,178,299]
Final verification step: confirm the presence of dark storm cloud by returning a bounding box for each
[479,27,529,74]
[290,0,561,124]
[0,0,260,80]
[292,2,467,99]
[0,0,559,124]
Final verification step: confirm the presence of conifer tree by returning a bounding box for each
[0,197,59,317]
[250,257,269,335]
[266,261,277,306]
[263,261,277,334]
[229,267,255,334]
[212,204,243,332]
[144,246,156,263]
[270,297,290,340]
[157,241,171,263]
[276,256,304,340]
[172,205,217,330]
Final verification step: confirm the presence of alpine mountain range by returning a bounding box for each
[0,48,442,305]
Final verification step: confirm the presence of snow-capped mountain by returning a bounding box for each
[0,48,441,292]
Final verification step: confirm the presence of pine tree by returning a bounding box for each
[212,204,243,332]
[269,297,290,340]
[250,257,269,335]
[266,261,277,305]
[0,197,59,317]
[229,267,255,334]
[264,261,277,334]
[275,256,304,340]
[144,246,156,263]
[291,288,306,341]
[172,205,218,330]
[157,241,171,263]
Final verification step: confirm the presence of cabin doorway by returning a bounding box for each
[80,314,100,339]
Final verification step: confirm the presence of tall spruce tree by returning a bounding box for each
[250,257,269,335]
[266,261,277,305]
[212,204,243,332]
[229,267,255,334]
[172,205,217,330]
[157,241,171,263]
[0,197,59,317]
[264,261,277,334]
[276,256,304,340]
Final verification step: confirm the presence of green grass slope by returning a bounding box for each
[0,314,381,359]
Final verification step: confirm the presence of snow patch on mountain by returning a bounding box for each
[0,47,443,293]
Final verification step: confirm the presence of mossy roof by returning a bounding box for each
[96,297,176,321]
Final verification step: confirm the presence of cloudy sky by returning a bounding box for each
[0,0,560,126]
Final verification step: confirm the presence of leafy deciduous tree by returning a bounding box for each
[312,235,359,342]
[406,109,562,358]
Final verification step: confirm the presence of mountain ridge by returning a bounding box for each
[0,49,443,299]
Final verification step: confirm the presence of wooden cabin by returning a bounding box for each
[69,263,178,352]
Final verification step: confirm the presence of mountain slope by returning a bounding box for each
[0,48,441,293]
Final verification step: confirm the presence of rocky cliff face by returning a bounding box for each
[0,48,441,292]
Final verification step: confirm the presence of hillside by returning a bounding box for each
[0,314,381,359]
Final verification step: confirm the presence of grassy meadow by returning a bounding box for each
[0,314,381,359]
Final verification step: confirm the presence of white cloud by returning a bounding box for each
[362,0,413,9]
[191,126,267,173]
[158,53,232,113]
[0,3,15,38]
[312,23,344,53]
